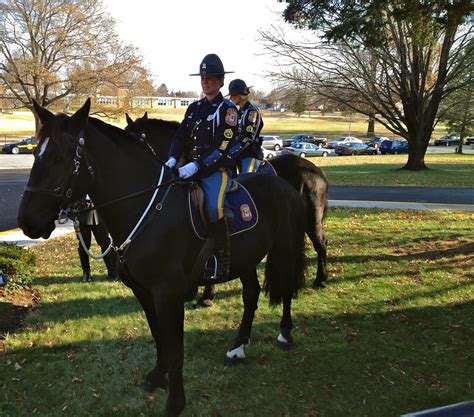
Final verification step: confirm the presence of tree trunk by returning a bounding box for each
[367,117,375,138]
[403,136,429,170]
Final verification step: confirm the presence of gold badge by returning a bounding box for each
[219,140,229,150]
[225,108,238,126]
[224,128,233,139]
[248,111,258,123]
[240,204,252,222]
[246,125,253,132]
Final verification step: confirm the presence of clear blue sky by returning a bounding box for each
[101,0,291,94]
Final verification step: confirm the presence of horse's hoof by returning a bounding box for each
[312,279,327,289]
[195,298,213,308]
[224,356,244,366]
[142,371,167,392]
[165,399,185,417]
[276,333,293,350]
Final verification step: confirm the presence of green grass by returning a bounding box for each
[309,153,474,187]
[1,208,473,417]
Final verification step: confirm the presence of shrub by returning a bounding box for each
[0,243,36,293]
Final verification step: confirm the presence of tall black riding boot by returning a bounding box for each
[205,217,230,281]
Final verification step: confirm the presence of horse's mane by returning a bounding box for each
[144,118,179,131]
[88,117,135,142]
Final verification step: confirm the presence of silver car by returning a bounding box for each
[261,135,283,151]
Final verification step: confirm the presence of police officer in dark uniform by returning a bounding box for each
[165,54,239,282]
[77,195,118,282]
[227,79,264,173]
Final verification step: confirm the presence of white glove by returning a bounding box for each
[165,157,177,168]
[178,162,199,179]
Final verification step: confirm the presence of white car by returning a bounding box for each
[261,135,283,151]
[327,136,362,148]
[262,148,277,159]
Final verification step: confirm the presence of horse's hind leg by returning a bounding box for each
[225,269,261,366]
[277,295,294,349]
[305,195,328,288]
[196,284,217,307]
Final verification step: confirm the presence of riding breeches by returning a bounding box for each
[199,168,231,223]
[240,157,261,173]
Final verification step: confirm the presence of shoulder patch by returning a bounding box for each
[248,111,258,123]
[225,108,238,126]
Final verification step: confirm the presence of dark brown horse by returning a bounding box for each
[18,100,307,417]
[125,113,329,290]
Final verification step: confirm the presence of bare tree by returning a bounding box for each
[261,1,473,170]
[0,0,146,132]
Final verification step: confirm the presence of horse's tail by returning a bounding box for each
[263,194,307,306]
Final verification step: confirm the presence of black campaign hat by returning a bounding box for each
[228,79,253,96]
[190,54,234,77]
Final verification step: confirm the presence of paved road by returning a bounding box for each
[0,169,30,231]
[1,168,473,232]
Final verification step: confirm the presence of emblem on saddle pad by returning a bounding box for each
[240,204,252,221]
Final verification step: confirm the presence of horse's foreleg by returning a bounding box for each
[152,277,186,417]
[277,295,294,349]
[225,269,261,366]
[129,286,167,392]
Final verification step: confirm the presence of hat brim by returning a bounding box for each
[189,71,235,76]
[226,86,253,96]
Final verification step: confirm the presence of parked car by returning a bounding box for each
[465,137,474,145]
[335,142,378,156]
[283,133,315,147]
[326,136,362,148]
[262,148,277,159]
[366,136,390,149]
[1,136,38,154]
[260,135,283,151]
[434,135,460,146]
[380,139,409,154]
[282,142,333,158]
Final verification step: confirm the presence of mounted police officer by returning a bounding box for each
[227,79,264,173]
[165,54,239,282]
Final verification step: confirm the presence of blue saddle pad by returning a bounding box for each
[257,160,277,176]
[189,183,258,240]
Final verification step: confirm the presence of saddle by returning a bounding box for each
[256,160,277,176]
[188,182,258,240]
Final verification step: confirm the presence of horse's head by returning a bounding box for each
[124,112,148,140]
[18,99,92,239]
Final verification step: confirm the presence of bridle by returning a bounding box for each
[24,132,95,203]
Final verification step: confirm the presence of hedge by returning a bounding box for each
[0,243,36,293]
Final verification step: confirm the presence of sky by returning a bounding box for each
[101,0,291,95]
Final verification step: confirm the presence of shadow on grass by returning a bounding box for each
[2,301,473,417]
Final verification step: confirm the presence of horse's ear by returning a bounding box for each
[125,113,133,126]
[143,112,148,121]
[69,98,91,135]
[32,100,54,125]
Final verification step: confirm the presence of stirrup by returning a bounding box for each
[204,255,218,280]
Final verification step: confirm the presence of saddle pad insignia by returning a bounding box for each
[225,108,238,126]
[240,204,252,221]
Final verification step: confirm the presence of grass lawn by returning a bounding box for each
[1,208,473,417]
[308,153,474,187]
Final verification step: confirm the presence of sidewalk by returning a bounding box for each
[0,220,74,248]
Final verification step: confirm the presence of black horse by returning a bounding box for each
[18,99,307,417]
[125,113,329,289]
